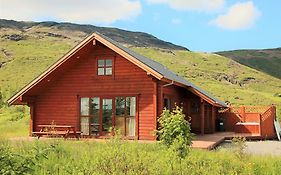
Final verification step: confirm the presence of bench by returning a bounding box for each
[32,125,81,139]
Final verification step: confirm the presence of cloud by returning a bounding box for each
[147,0,225,12]
[0,0,141,25]
[209,1,261,30]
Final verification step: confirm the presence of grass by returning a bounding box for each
[217,49,281,79]
[1,138,281,175]
[0,107,29,138]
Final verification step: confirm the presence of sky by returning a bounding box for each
[0,0,281,52]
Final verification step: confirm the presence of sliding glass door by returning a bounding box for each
[80,96,136,137]
[102,98,113,132]
[115,96,136,137]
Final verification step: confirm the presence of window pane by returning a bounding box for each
[98,68,104,75]
[80,98,89,115]
[98,59,105,67]
[90,116,99,135]
[102,99,112,132]
[126,97,136,116]
[105,68,112,75]
[90,97,100,116]
[81,117,89,135]
[126,117,135,136]
[115,116,125,135]
[115,97,125,116]
[106,59,112,66]
[164,98,171,110]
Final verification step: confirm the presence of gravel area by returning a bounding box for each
[245,141,281,156]
[217,140,281,156]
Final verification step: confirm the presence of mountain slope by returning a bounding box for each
[216,48,281,79]
[0,19,280,118]
[0,19,187,51]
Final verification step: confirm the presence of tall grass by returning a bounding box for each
[1,139,281,175]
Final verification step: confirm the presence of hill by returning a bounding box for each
[216,48,281,79]
[0,19,281,119]
[0,19,187,51]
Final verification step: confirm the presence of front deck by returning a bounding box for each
[192,132,262,150]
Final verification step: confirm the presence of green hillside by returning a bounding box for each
[217,48,281,79]
[0,21,281,122]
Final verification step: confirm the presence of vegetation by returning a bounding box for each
[217,48,281,79]
[157,106,193,158]
[0,138,281,175]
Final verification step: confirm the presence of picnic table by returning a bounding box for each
[32,124,81,139]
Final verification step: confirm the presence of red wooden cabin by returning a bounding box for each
[8,33,228,140]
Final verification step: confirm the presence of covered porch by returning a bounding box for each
[160,83,226,135]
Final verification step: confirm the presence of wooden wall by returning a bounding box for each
[31,41,156,140]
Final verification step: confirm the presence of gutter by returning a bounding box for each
[163,80,174,87]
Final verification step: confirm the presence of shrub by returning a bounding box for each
[0,140,35,174]
[157,106,193,158]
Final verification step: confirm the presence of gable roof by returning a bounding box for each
[8,32,227,107]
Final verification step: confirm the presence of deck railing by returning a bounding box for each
[222,105,276,138]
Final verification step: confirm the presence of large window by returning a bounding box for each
[98,59,112,75]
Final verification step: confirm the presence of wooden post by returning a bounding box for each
[153,80,157,139]
[200,99,205,135]
[211,106,216,133]
[240,106,246,122]
[259,114,262,136]
[159,83,163,115]
[29,103,34,136]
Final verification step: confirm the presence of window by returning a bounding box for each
[164,98,171,110]
[191,101,200,114]
[98,59,112,75]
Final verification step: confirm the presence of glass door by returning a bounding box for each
[114,96,136,137]
[80,96,135,137]
[101,98,113,134]
[126,97,136,137]
[89,97,100,135]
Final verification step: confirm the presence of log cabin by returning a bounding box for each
[8,32,228,140]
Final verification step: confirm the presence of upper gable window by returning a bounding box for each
[98,59,112,76]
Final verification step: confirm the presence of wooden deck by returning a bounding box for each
[192,132,261,150]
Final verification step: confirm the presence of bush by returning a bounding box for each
[157,106,193,158]
[8,106,26,121]
[0,140,35,174]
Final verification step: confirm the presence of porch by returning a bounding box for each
[191,132,261,150]
[191,105,277,150]
[220,105,277,138]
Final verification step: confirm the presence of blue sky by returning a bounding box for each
[1,0,281,52]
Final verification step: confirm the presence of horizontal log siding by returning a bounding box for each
[34,42,156,140]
